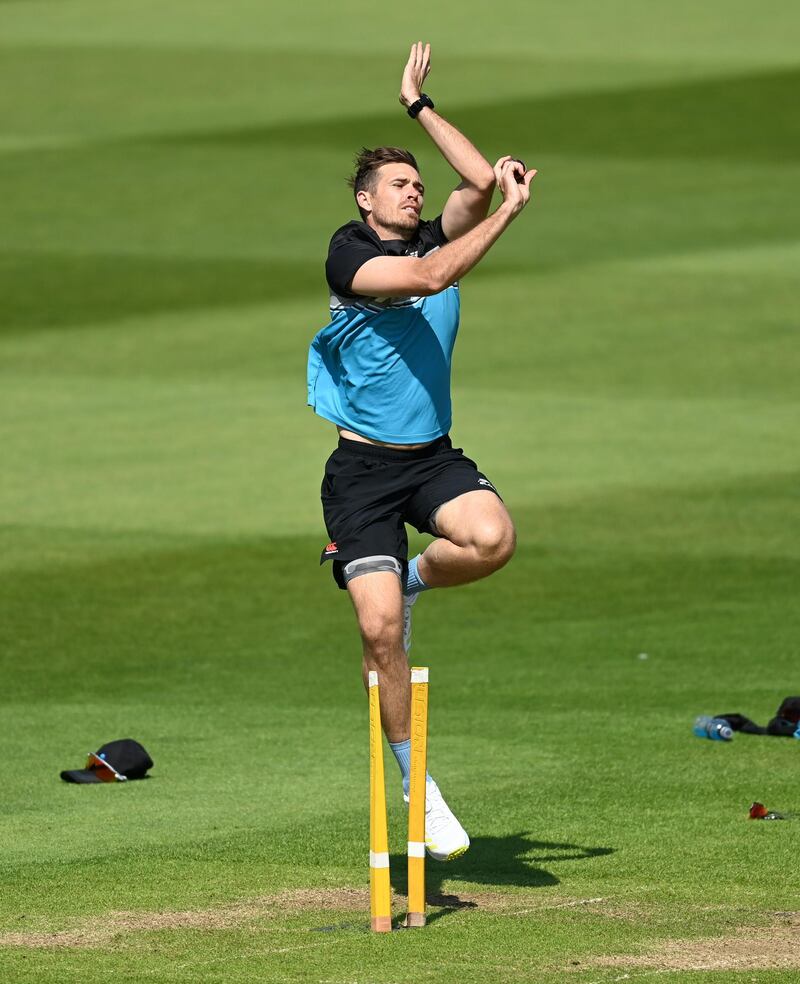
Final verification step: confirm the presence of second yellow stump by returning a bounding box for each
[407,666,429,927]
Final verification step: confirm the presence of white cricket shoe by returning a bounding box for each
[402,592,418,653]
[405,777,470,861]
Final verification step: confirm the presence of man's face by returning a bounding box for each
[359,163,424,236]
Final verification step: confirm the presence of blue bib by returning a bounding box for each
[307,285,460,444]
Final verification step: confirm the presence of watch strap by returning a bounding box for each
[407,93,434,119]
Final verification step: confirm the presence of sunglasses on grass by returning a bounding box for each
[85,751,128,782]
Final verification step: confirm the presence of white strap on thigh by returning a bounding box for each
[342,555,402,583]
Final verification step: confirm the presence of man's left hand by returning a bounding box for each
[400,42,432,108]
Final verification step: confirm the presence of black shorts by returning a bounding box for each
[319,435,501,589]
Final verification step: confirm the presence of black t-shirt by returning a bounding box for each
[325,216,448,301]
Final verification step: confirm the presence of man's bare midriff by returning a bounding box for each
[337,426,436,451]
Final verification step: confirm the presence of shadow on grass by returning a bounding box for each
[0,250,321,334]
[163,66,800,164]
[389,833,614,924]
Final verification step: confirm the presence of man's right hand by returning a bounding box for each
[400,42,432,108]
[494,156,537,216]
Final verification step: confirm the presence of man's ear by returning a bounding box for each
[356,189,372,216]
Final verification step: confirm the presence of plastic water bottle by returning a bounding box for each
[693,715,733,741]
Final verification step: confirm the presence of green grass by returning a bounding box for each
[1,2,799,981]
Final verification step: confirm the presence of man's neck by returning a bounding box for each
[365,218,415,243]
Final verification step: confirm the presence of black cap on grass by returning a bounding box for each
[60,738,153,784]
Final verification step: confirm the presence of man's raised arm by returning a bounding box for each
[350,158,537,298]
[400,42,496,242]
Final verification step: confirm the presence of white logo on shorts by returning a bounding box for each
[478,478,495,489]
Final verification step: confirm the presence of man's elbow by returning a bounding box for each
[472,167,495,194]
[415,267,449,296]
[480,171,496,193]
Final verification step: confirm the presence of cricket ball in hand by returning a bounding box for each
[512,159,526,183]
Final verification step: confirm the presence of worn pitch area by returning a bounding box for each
[2,895,799,977]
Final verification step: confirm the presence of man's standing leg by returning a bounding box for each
[347,567,470,861]
[348,571,409,742]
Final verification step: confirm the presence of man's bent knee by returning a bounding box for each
[473,518,516,569]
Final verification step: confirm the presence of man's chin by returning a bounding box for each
[370,209,419,239]
[391,213,420,236]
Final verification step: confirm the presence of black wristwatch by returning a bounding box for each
[407,93,434,119]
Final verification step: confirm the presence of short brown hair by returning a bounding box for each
[347,146,420,220]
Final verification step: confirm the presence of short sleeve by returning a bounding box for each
[416,214,449,252]
[325,223,384,298]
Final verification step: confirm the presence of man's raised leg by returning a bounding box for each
[416,490,516,588]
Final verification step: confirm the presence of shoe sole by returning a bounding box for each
[427,842,470,862]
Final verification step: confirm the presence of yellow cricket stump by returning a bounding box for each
[406,666,429,928]
[368,671,392,932]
